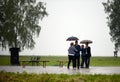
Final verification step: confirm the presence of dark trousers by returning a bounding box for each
[67,55,75,68]
[75,56,80,69]
[85,56,91,68]
[81,55,85,67]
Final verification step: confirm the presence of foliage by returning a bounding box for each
[0,71,120,82]
[0,0,48,50]
[103,0,120,50]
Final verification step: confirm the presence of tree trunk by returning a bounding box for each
[9,48,20,65]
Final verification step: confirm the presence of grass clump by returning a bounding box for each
[1,71,120,82]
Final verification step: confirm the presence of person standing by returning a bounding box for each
[74,40,81,69]
[85,42,91,68]
[81,45,86,68]
[67,42,77,69]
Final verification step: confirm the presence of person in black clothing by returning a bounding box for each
[85,42,91,68]
[74,40,81,69]
[81,45,86,68]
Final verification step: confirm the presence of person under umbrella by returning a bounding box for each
[80,45,86,68]
[74,40,81,69]
[67,42,77,69]
[80,40,92,68]
[85,42,91,68]
[66,36,79,69]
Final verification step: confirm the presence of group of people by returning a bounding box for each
[67,40,91,69]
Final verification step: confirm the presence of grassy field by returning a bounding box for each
[0,71,120,82]
[0,55,120,66]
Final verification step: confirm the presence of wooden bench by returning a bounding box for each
[20,60,49,68]
[57,60,68,67]
[40,60,49,68]
[20,56,49,68]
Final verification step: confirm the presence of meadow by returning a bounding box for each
[0,55,120,66]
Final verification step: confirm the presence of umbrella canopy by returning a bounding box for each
[80,40,93,44]
[66,36,79,41]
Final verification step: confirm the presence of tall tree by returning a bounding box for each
[103,0,120,50]
[0,0,48,65]
[0,0,48,50]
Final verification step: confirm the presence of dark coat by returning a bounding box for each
[85,47,91,57]
[81,48,86,56]
[75,45,81,56]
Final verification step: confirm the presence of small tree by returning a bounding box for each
[0,0,48,65]
[103,0,120,51]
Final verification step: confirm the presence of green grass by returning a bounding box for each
[0,71,120,82]
[0,55,10,65]
[0,55,120,66]
[91,57,120,66]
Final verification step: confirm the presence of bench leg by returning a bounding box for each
[59,62,61,67]
[62,62,64,67]
[43,61,46,68]
[59,62,63,67]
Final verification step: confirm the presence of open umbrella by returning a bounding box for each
[66,36,79,41]
[80,40,93,44]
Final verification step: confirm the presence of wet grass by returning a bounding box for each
[0,55,120,66]
[0,71,120,82]
[91,57,120,66]
[0,55,10,65]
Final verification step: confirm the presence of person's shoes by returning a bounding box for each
[77,68,80,70]
[77,66,80,69]
[73,67,76,70]
[67,66,69,69]
[85,66,89,68]
[81,66,84,68]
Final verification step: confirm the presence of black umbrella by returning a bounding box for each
[66,36,79,41]
[80,40,93,44]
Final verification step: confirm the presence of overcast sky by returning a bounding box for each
[0,0,118,56]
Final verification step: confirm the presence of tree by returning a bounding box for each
[0,0,48,50]
[0,0,47,65]
[103,0,120,50]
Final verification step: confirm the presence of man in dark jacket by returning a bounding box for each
[85,42,91,68]
[74,40,81,69]
[81,45,86,68]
